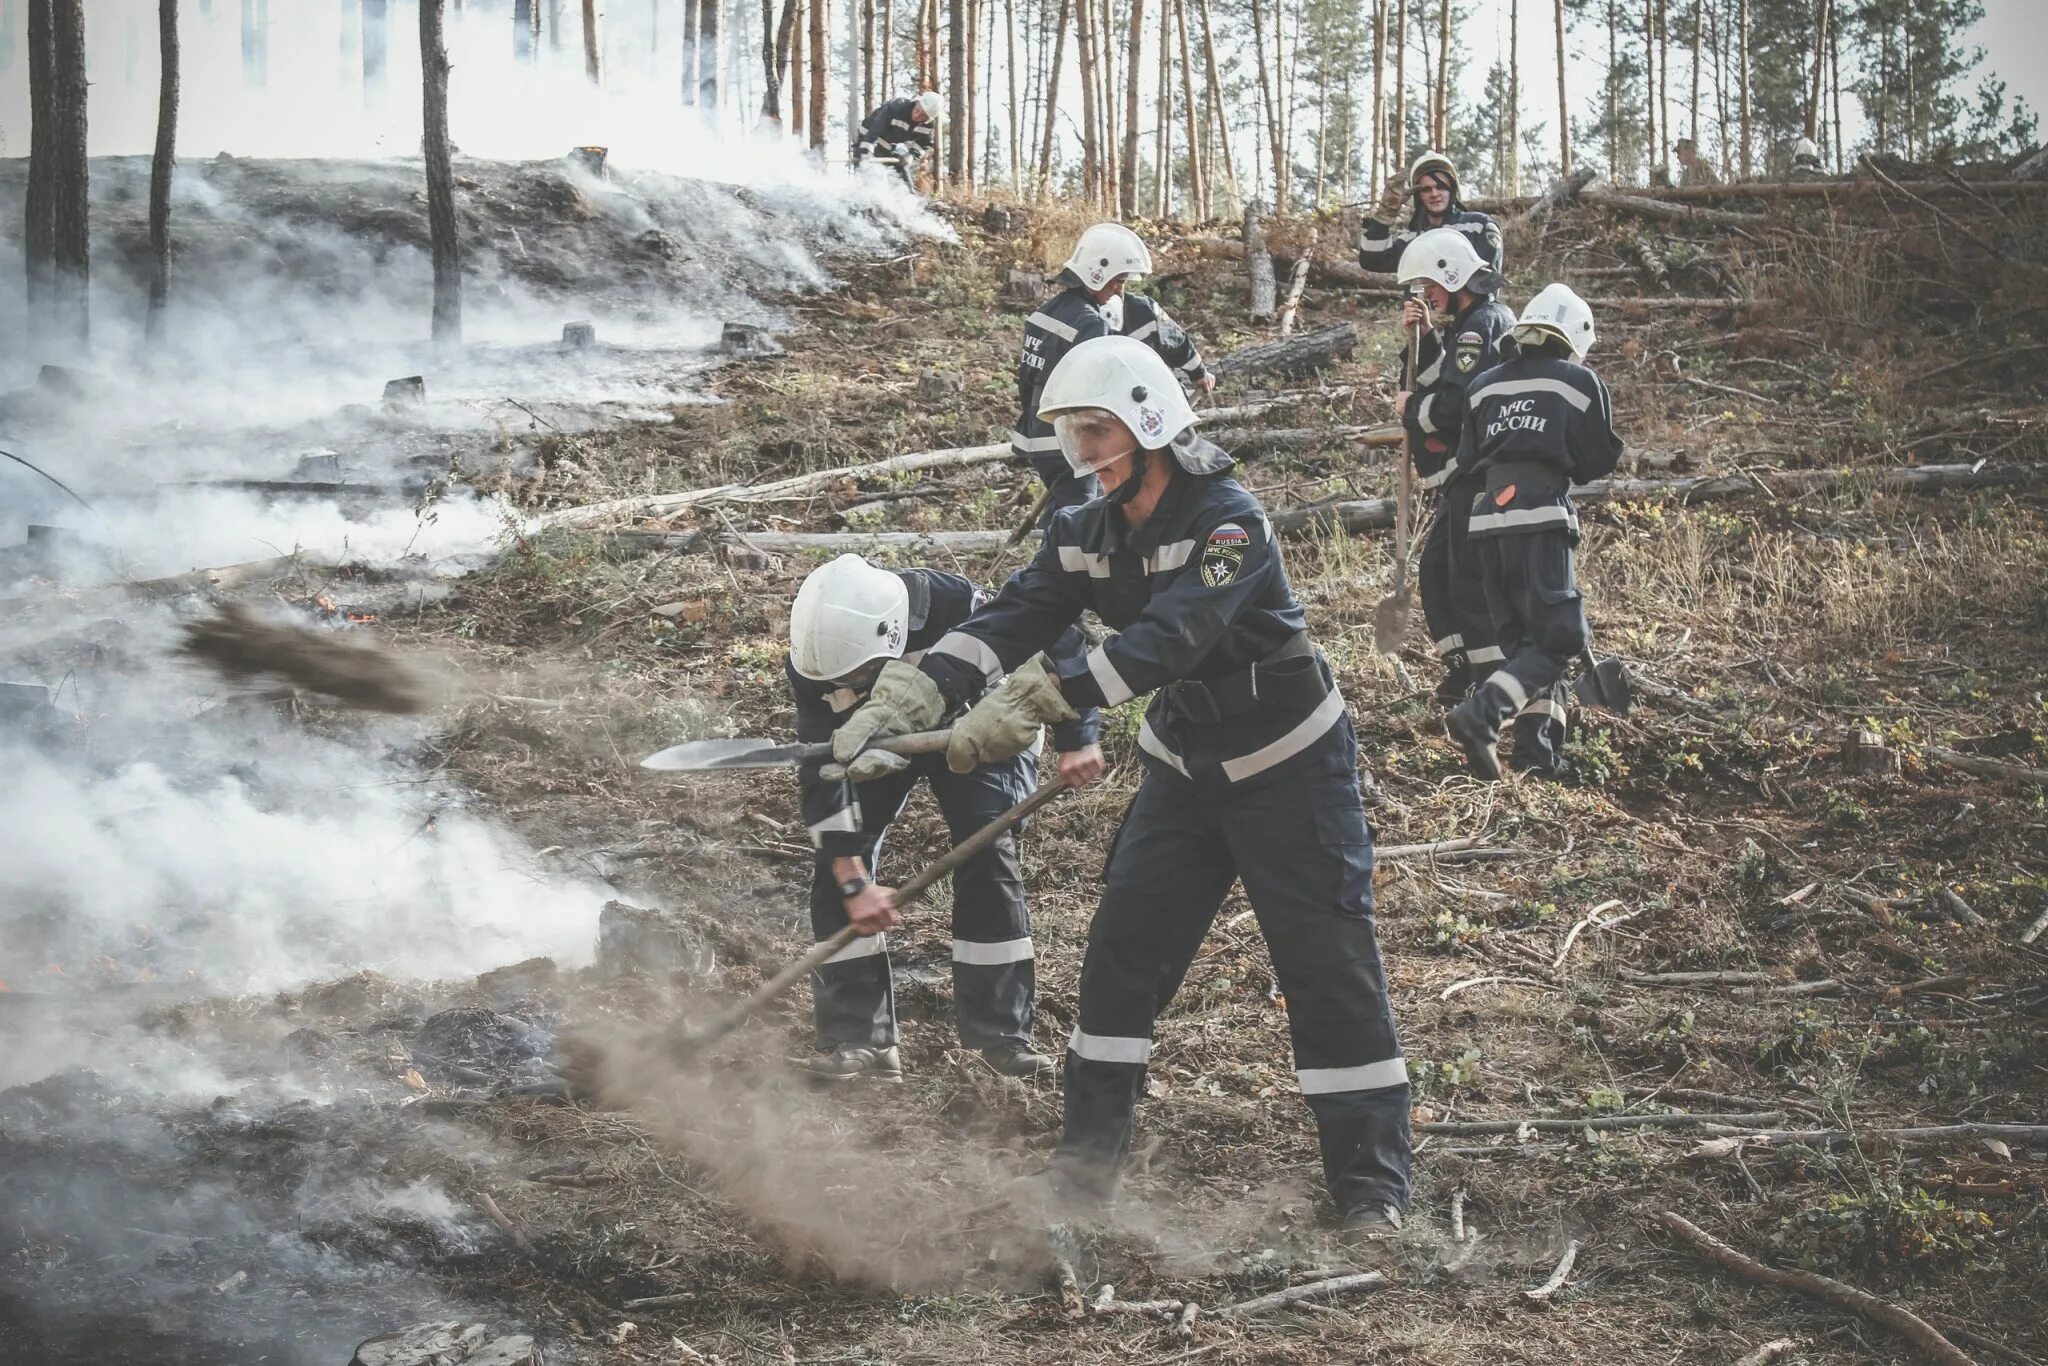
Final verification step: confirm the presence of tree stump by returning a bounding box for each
[718,322,781,357]
[349,1322,488,1366]
[561,320,596,348]
[1211,322,1358,381]
[1843,729,1893,775]
[383,376,426,407]
[293,452,343,482]
[980,203,1015,235]
[567,144,608,177]
[596,901,718,978]
[1003,268,1047,302]
[915,370,963,402]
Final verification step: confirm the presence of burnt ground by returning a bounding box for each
[3,167,2047,1365]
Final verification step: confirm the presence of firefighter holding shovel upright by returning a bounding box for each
[832,336,1413,1236]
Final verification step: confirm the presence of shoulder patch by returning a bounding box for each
[1199,522,1251,587]
[1456,331,1485,373]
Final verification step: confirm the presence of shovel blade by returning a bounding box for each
[1573,657,1634,715]
[639,738,813,771]
[1372,586,1413,656]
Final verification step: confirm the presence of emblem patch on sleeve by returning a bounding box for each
[1200,522,1251,587]
[1456,330,1484,373]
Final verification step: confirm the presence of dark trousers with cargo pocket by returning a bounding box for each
[809,751,1038,1053]
[1454,526,1586,775]
[1418,472,1501,695]
[1054,716,1412,1217]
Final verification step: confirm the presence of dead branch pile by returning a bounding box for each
[180,602,430,714]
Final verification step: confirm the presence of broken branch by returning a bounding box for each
[1217,1272,1387,1317]
[1657,1212,1976,1366]
[1416,1111,1782,1136]
[1522,1239,1581,1301]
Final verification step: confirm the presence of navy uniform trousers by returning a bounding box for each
[808,749,1038,1051]
[1457,525,1585,775]
[1056,712,1411,1216]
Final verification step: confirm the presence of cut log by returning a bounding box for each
[1212,323,1358,381]
[1277,256,1310,337]
[1218,1271,1387,1316]
[1579,187,1770,229]
[1844,729,1893,775]
[719,322,780,357]
[1925,744,2048,789]
[1244,200,1277,322]
[1632,176,2048,202]
[1658,1212,1977,1366]
[562,320,597,348]
[1622,970,1778,987]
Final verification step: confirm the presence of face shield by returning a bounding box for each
[1052,409,1139,480]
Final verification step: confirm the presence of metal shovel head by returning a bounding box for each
[1573,654,1635,715]
[640,738,814,771]
[1373,575,1413,655]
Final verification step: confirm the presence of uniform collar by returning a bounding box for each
[1112,466,1200,558]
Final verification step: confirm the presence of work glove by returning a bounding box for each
[820,750,911,784]
[946,654,1078,775]
[833,660,947,780]
[1376,183,1407,219]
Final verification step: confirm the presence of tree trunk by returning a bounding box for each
[582,0,600,83]
[1434,0,1450,149]
[515,0,535,62]
[363,0,389,105]
[1507,0,1519,193]
[1736,0,1749,177]
[1369,0,1385,200]
[760,0,783,120]
[1005,0,1019,190]
[1711,0,1727,175]
[1392,0,1406,174]
[419,0,460,346]
[808,0,826,150]
[1034,0,1067,194]
[1656,0,1667,168]
[1828,9,1842,171]
[1554,0,1569,176]
[880,0,892,97]
[1642,0,1655,178]
[32,0,88,351]
[547,0,563,51]
[698,0,719,115]
[848,0,864,152]
[863,0,875,109]
[1195,0,1236,215]
[1687,0,1700,144]
[1803,0,1829,141]
[1155,0,1171,214]
[790,0,804,136]
[1075,0,1098,200]
[240,0,265,87]
[683,0,698,101]
[945,0,964,182]
[1250,0,1282,211]
[147,0,178,343]
[1118,0,1143,217]
[968,0,981,188]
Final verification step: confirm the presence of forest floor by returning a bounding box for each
[3,161,2046,1366]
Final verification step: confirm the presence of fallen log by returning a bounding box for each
[1624,177,2048,204]
[1218,1272,1387,1317]
[1579,187,1773,229]
[1211,323,1358,381]
[1925,744,2048,789]
[527,398,1310,530]
[1623,970,1778,987]
[1694,1123,2048,1149]
[1658,1212,1977,1366]
[1417,1111,1781,1136]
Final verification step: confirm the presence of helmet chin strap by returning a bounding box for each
[1103,445,1150,506]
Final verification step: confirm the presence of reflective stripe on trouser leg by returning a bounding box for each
[1463,528,1583,747]
[1512,688,1570,775]
[1223,713,1411,1215]
[805,765,918,1050]
[931,755,1038,1050]
[1445,472,1500,666]
[1057,765,1238,1195]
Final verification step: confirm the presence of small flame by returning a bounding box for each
[346,612,378,624]
[0,980,11,993]
[314,593,340,614]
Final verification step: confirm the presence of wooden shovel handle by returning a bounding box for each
[678,778,1070,1053]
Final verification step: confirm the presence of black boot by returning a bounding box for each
[981,1044,1057,1078]
[1444,705,1503,780]
[804,1045,904,1082]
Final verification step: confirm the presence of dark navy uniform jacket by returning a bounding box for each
[855,98,937,161]
[1011,286,1207,467]
[789,569,1100,856]
[1405,296,1517,491]
[1357,205,1504,275]
[1456,351,1624,540]
[921,460,1343,788]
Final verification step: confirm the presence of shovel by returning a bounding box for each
[1373,313,1424,654]
[641,728,953,772]
[1572,647,1634,715]
[669,777,1072,1058]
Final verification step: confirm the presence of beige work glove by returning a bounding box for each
[946,654,1079,775]
[1376,183,1408,219]
[833,660,947,781]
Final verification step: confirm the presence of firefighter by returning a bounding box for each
[831,337,1413,1233]
[1013,224,1215,524]
[1357,151,1504,276]
[1444,284,1624,779]
[1393,227,1515,706]
[854,90,942,187]
[1788,136,1827,181]
[1674,136,1720,188]
[787,554,1104,1080]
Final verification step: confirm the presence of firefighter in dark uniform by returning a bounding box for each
[1357,151,1504,276]
[830,336,1413,1233]
[1014,223,1215,525]
[1393,228,1516,706]
[1445,284,1624,779]
[854,91,942,187]
[787,554,1104,1080]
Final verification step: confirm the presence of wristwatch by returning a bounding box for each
[838,875,874,900]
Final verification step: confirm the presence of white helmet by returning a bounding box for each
[1408,150,1460,194]
[1793,136,1820,160]
[788,554,910,682]
[1062,223,1152,291]
[1513,282,1597,359]
[1038,335,1204,478]
[1396,227,1504,295]
[914,91,943,123]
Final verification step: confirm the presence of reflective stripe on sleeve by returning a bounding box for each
[1028,310,1080,342]
[1067,1026,1153,1064]
[1415,394,1439,435]
[822,933,887,965]
[1148,539,1197,572]
[1009,429,1063,453]
[951,937,1035,966]
[930,630,1005,683]
[1137,716,1189,777]
[1297,1057,1410,1094]
[1126,319,1160,343]
[1087,645,1135,707]
[1057,545,1114,577]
